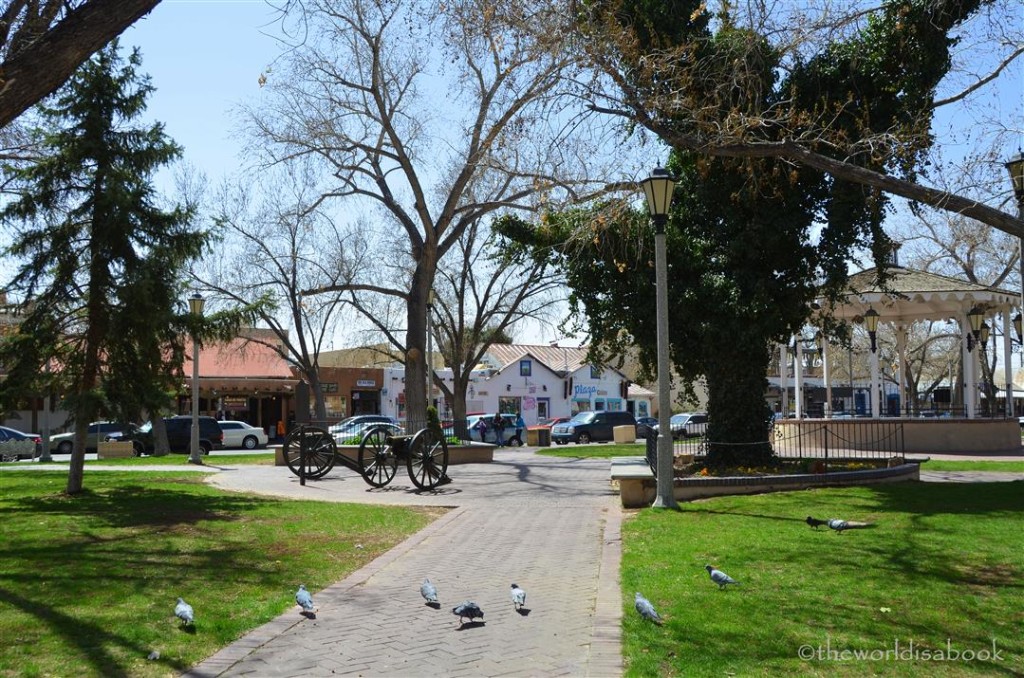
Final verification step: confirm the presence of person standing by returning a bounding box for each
[492,412,505,447]
[514,412,525,445]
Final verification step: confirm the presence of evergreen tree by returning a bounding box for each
[0,42,211,494]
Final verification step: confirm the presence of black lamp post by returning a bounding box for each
[966,305,984,353]
[642,167,677,509]
[863,308,879,353]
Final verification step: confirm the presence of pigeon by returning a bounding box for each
[510,583,526,610]
[452,601,484,624]
[827,517,871,532]
[421,578,439,605]
[634,592,662,624]
[705,565,739,589]
[295,585,315,614]
[806,516,828,529]
[174,597,194,626]
[147,650,160,661]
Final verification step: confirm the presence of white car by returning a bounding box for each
[217,421,269,449]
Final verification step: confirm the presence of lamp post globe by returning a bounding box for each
[188,293,205,465]
[643,167,678,509]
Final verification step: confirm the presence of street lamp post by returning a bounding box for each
[188,292,205,465]
[642,167,678,509]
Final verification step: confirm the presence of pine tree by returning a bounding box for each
[0,42,209,494]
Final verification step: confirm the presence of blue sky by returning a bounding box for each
[123,1,280,186]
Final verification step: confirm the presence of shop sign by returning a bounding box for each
[574,384,597,397]
[356,379,376,388]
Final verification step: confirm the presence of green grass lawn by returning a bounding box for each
[0,471,441,677]
[621,481,1024,676]
[922,460,1024,473]
[536,442,644,458]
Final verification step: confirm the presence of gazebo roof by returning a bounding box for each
[818,266,1020,323]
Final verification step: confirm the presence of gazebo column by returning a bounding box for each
[870,346,881,417]
[795,339,804,419]
[1003,309,1014,417]
[896,325,908,416]
[780,343,789,416]
[822,337,832,418]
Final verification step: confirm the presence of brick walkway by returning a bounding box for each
[185,450,623,677]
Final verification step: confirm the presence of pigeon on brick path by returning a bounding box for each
[295,585,315,615]
[452,601,484,624]
[634,592,662,624]
[175,598,194,626]
[421,579,439,605]
[510,583,526,610]
[806,516,829,529]
[705,565,739,589]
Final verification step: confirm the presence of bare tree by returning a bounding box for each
[247,0,629,424]
[575,0,1024,236]
[193,163,352,421]
[0,0,162,127]
[430,218,563,430]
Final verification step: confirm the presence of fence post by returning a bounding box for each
[823,423,829,473]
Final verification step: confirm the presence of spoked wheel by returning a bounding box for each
[358,426,398,488]
[407,427,450,490]
[284,427,337,479]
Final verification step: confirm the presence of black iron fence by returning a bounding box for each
[650,419,906,462]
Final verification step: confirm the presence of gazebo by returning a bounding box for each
[784,262,1023,453]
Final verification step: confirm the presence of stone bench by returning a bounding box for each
[610,456,921,508]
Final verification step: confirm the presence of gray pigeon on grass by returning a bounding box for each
[634,592,662,624]
[295,584,315,615]
[827,518,871,533]
[174,598,194,626]
[452,601,484,624]
[510,583,526,610]
[705,565,739,589]
[421,578,439,605]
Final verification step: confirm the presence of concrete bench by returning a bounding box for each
[609,456,654,508]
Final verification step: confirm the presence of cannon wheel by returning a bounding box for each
[358,426,398,487]
[284,426,337,479]
[406,427,449,490]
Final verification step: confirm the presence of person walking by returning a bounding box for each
[492,412,506,447]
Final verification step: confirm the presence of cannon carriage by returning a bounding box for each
[282,423,450,490]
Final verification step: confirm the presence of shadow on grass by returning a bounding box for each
[0,586,187,677]
[2,483,267,529]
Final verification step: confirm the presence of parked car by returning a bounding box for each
[331,420,402,444]
[665,412,708,439]
[218,421,269,449]
[536,416,570,429]
[49,421,131,454]
[0,425,42,461]
[551,410,637,445]
[118,416,225,456]
[465,413,524,446]
[634,416,659,439]
[328,415,396,436]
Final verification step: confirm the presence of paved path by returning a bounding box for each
[186,450,624,677]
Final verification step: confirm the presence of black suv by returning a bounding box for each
[122,416,225,456]
[551,410,637,445]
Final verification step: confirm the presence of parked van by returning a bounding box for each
[551,410,636,445]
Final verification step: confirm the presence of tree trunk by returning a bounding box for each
[703,342,775,469]
[151,413,170,456]
[306,369,328,423]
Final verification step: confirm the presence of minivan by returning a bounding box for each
[551,410,637,445]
